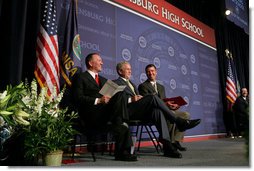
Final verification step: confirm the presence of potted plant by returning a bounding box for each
[0,80,78,166]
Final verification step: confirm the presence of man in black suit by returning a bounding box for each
[72,53,137,161]
[233,88,249,137]
[138,64,191,152]
[113,61,201,158]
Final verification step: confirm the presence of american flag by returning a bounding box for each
[226,59,237,104]
[34,0,60,97]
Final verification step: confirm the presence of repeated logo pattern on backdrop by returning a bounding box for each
[57,0,225,136]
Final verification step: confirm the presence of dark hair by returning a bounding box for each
[145,64,156,72]
[85,53,99,69]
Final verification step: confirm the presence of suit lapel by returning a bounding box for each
[156,83,164,98]
[146,80,156,93]
[129,80,139,95]
[118,78,136,96]
[85,71,100,88]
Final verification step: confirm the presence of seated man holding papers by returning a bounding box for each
[72,53,137,161]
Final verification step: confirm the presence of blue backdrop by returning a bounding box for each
[57,0,225,136]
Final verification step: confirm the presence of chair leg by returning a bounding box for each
[148,125,162,151]
[88,143,96,162]
[137,125,143,151]
[71,134,80,159]
[71,136,76,159]
[144,126,159,153]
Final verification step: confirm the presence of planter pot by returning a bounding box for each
[44,150,63,166]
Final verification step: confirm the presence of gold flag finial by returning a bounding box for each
[225,49,233,60]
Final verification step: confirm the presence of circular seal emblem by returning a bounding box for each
[153,57,160,68]
[181,65,187,75]
[139,73,147,83]
[122,48,132,61]
[139,36,147,48]
[193,83,198,93]
[170,78,176,90]
[190,54,196,64]
[168,46,174,57]
[72,34,82,60]
[183,96,189,106]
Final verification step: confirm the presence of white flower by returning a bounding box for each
[0,90,7,100]
[36,87,47,116]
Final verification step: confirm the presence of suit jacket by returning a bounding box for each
[138,79,166,99]
[113,77,139,98]
[233,96,249,117]
[72,72,133,153]
[113,77,140,120]
[72,71,108,127]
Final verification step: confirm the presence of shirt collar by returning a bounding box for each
[150,81,156,85]
[87,70,98,79]
[121,77,128,82]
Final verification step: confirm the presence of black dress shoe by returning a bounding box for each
[164,150,182,158]
[161,139,182,158]
[177,118,201,132]
[115,153,138,161]
[173,141,187,151]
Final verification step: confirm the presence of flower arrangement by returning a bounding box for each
[0,82,29,146]
[0,79,78,164]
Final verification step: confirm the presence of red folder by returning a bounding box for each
[163,96,187,106]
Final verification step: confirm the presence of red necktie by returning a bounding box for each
[95,74,100,85]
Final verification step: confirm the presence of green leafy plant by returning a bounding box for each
[1,79,78,163]
[1,82,30,148]
[0,82,30,127]
[21,80,78,161]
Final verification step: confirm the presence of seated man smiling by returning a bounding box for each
[113,61,201,158]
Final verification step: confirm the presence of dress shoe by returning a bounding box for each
[173,141,187,151]
[115,153,138,161]
[160,139,182,158]
[164,150,182,158]
[177,118,201,132]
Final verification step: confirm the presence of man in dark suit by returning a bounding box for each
[138,64,191,152]
[233,88,249,137]
[113,61,201,158]
[72,53,137,161]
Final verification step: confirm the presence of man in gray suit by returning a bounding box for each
[138,64,190,152]
[113,61,201,158]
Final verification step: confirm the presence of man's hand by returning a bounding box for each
[98,95,111,104]
[165,101,180,110]
[131,95,143,102]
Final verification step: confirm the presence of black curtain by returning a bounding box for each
[0,0,41,90]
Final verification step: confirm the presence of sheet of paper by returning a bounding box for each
[99,80,126,97]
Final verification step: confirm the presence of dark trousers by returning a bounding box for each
[127,95,178,141]
[109,124,132,157]
[79,91,132,157]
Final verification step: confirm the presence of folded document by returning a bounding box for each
[99,80,126,97]
[163,96,187,106]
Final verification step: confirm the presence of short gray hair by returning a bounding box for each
[116,61,130,75]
